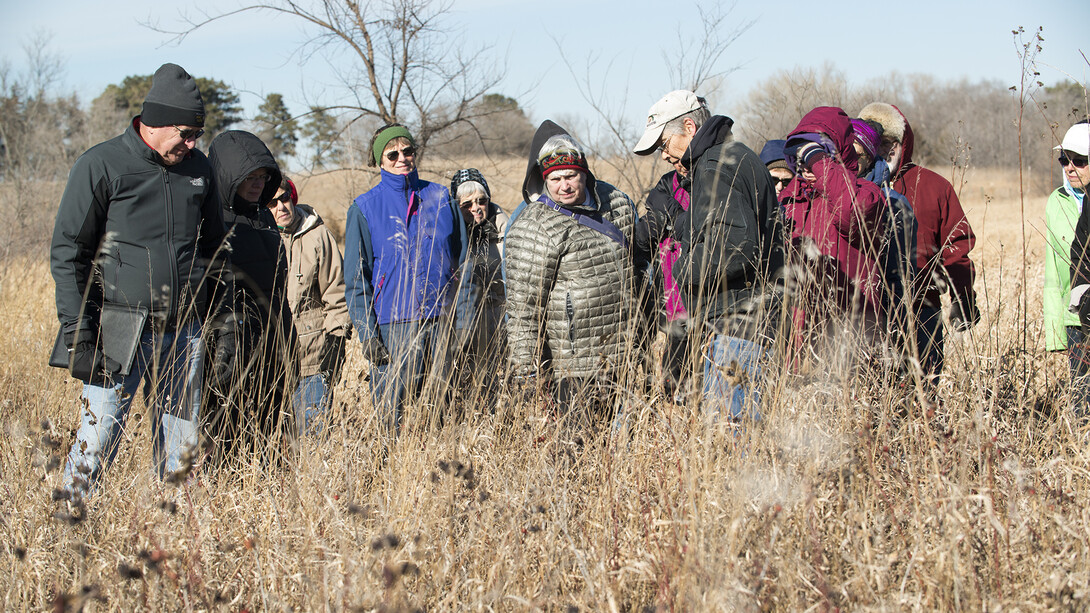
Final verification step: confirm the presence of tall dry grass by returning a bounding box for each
[2,164,1088,611]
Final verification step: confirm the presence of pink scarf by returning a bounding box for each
[660,174,690,321]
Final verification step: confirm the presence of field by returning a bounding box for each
[1,163,1088,611]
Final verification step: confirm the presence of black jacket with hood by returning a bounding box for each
[207,131,296,405]
[671,115,784,336]
[51,118,225,342]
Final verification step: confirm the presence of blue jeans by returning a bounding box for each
[1067,326,1090,416]
[369,319,450,440]
[293,373,331,435]
[63,321,204,492]
[916,304,944,378]
[703,334,764,421]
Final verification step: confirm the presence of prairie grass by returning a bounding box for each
[2,165,1088,611]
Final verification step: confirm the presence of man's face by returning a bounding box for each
[769,167,794,197]
[459,192,489,224]
[1061,150,1090,190]
[237,169,271,204]
[267,188,296,229]
[544,169,587,206]
[879,138,904,173]
[852,141,872,178]
[380,137,416,175]
[658,119,697,177]
[145,124,201,166]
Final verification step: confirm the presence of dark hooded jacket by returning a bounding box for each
[780,107,886,316]
[504,120,636,379]
[670,115,785,335]
[206,131,296,434]
[50,118,224,336]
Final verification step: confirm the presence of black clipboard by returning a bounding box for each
[48,304,150,377]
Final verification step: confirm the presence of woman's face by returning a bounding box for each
[1061,149,1090,190]
[459,190,489,224]
[237,169,271,203]
[544,169,587,206]
[380,137,416,175]
[267,188,296,229]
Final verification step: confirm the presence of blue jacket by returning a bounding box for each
[865,158,918,320]
[344,169,465,338]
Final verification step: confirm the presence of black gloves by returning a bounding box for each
[360,336,390,366]
[64,328,120,382]
[949,291,980,332]
[319,335,347,382]
[210,324,238,389]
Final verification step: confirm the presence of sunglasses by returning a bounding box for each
[174,126,204,142]
[773,177,793,188]
[1059,154,1089,168]
[385,146,416,162]
[460,196,488,209]
[271,192,292,204]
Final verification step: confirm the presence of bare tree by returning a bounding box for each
[153,0,506,165]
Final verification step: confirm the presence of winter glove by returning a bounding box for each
[784,133,837,173]
[360,336,390,366]
[949,291,980,332]
[319,335,347,383]
[210,325,238,389]
[64,328,121,382]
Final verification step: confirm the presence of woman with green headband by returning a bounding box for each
[344,123,466,440]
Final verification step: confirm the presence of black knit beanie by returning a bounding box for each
[450,168,490,201]
[141,63,206,127]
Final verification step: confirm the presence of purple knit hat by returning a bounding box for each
[851,118,880,159]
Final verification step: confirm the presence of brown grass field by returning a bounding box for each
[1,160,1088,611]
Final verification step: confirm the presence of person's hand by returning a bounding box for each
[64,328,120,382]
[210,325,238,389]
[360,336,390,366]
[949,292,980,332]
[319,335,347,382]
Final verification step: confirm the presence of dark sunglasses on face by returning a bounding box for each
[385,146,416,162]
[460,196,488,209]
[272,192,292,204]
[1059,154,1089,168]
[174,126,204,141]
[773,177,793,188]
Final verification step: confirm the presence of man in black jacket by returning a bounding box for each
[633,90,784,420]
[50,63,225,495]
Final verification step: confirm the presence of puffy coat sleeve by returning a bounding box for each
[317,225,350,337]
[809,156,886,245]
[504,205,561,375]
[344,203,381,341]
[672,153,759,292]
[50,152,110,331]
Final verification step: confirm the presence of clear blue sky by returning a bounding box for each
[0,0,1086,132]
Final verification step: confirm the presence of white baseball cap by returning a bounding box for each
[633,90,707,155]
[1054,123,1090,157]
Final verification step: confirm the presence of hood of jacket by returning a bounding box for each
[521,120,598,205]
[858,102,915,177]
[679,115,735,169]
[209,130,282,215]
[286,203,324,238]
[788,106,860,174]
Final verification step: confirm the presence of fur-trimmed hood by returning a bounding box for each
[858,102,916,170]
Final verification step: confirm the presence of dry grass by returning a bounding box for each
[2,163,1088,611]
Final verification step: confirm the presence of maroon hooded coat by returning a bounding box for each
[887,106,977,312]
[780,107,887,318]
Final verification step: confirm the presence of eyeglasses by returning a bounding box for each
[174,126,204,142]
[773,177,793,188]
[385,146,416,162]
[460,196,488,209]
[1059,154,1089,168]
[243,172,271,183]
[658,134,681,165]
[272,192,292,204]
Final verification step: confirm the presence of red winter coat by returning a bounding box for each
[888,105,976,311]
[780,107,887,317]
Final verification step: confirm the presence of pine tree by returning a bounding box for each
[254,93,298,160]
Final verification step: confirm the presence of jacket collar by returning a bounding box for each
[679,115,734,169]
[380,168,421,194]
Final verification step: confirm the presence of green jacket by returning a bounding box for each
[1044,185,1083,350]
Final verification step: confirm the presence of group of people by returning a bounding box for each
[50,63,987,497]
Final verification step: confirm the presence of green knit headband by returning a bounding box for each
[373,125,415,166]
